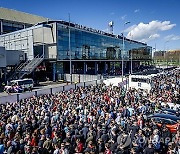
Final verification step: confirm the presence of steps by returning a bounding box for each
[8,55,44,80]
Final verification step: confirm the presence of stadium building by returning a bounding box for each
[0,8,152,82]
[0,7,48,34]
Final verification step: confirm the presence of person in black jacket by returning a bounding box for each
[144,142,155,154]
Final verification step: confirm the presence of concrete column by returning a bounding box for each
[104,62,106,74]
[106,62,109,75]
[72,64,74,73]
[0,69,2,79]
[83,62,87,74]
[95,62,98,75]
[4,68,7,84]
[53,63,56,81]
[113,62,115,75]
[0,21,3,35]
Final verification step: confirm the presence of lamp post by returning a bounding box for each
[68,13,72,83]
[122,21,130,80]
[129,33,133,75]
[152,45,156,66]
[164,40,169,68]
[42,25,45,58]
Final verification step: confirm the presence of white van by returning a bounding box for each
[5,78,34,91]
[129,75,152,92]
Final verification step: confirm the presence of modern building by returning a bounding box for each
[0,7,48,34]
[0,8,152,82]
[154,50,180,66]
[0,20,152,82]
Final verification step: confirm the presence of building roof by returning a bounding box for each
[0,7,48,25]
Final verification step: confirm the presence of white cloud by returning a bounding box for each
[141,34,160,42]
[164,34,180,41]
[124,25,137,33]
[126,20,176,42]
[134,9,140,13]
[121,15,127,20]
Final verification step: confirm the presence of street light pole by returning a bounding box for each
[68,13,72,83]
[130,33,133,74]
[122,21,130,80]
[164,40,169,68]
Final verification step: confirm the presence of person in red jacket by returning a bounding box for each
[30,133,38,146]
[75,139,83,153]
[137,116,144,129]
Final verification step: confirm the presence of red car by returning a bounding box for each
[148,113,180,133]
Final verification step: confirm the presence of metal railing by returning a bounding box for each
[0,79,104,104]
[19,55,44,78]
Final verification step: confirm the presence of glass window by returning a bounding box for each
[57,24,151,60]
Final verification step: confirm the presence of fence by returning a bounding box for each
[62,74,103,83]
[0,80,103,104]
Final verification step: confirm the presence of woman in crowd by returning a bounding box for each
[0,69,179,154]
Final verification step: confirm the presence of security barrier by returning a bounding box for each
[0,79,104,104]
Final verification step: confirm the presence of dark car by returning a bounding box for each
[158,108,179,116]
[148,113,180,133]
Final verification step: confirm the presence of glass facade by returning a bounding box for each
[57,23,152,61]
[0,20,32,34]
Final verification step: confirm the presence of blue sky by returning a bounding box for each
[0,0,180,50]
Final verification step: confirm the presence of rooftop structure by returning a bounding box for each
[0,7,48,34]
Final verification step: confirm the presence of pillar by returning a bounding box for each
[106,62,109,75]
[0,69,2,79]
[72,64,74,73]
[53,63,56,82]
[113,62,115,75]
[83,62,87,74]
[95,62,98,75]
[4,68,7,84]
[104,62,106,74]
[0,21,3,35]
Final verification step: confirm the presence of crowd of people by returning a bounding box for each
[0,69,179,154]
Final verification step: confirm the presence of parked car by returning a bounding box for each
[157,108,179,116]
[147,113,180,133]
[4,78,33,93]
